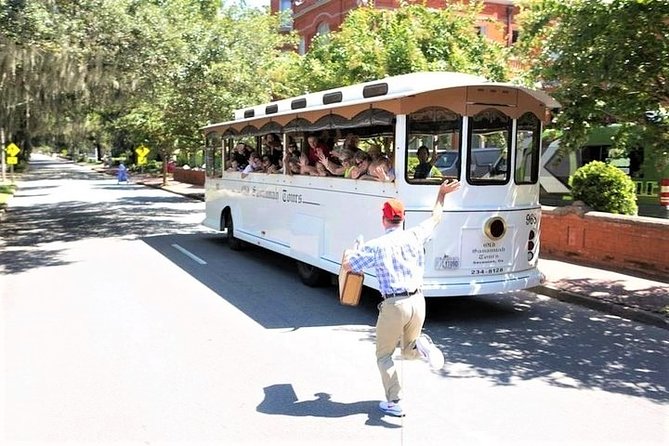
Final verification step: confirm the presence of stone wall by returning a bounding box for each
[541,204,669,280]
[173,167,205,186]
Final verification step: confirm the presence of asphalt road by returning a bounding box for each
[1,155,667,446]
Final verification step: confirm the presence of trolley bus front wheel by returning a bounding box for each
[296,261,326,287]
[223,212,244,251]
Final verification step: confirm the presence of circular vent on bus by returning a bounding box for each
[484,217,506,241]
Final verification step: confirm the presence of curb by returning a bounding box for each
[531,285,669,331]
[136,181,204,201]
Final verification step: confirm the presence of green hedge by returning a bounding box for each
[569,161,638,215]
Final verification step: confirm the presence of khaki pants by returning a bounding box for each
[375,293,425,402]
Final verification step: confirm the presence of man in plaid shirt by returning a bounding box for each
[343,179,460,417]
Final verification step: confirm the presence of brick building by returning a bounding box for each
[270,0,519,53]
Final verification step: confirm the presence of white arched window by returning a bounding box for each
[316,22,330,36]
[298,36,306,55]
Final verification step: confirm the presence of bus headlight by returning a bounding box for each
[484,217,506,241]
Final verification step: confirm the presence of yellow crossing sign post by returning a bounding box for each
[6,143,20,158]
[135,145,150,166]
[5,142,20,182]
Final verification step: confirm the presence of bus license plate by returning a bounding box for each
[435,255,460,270]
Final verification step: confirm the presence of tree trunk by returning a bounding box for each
[162,149,168,186]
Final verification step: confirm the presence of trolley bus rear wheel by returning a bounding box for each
[224,214,244,251]
[296,261,326,287]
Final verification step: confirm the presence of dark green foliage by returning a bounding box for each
[569,161,638,215]
[517,0,669,171]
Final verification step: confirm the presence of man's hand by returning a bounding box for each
[431,179,461,225]
[342,249,355,272]
[439,179,461,196]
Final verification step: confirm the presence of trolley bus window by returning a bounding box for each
[468,109,511,184]
[515,112,541,184]
[205,133,223,178]
[406,107,462,183]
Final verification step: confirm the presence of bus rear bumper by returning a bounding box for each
[421,269,543,297]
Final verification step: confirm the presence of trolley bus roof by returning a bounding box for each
[202,71,560,135]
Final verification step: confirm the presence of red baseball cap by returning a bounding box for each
[382,199,404,222]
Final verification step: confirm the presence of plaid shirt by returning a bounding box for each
[347,219,436,296]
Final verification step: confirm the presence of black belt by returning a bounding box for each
[383,289,420,299]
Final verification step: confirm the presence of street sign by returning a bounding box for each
[7,156,18,165]
[6,143,20,157]
[135,145,150,166]
[135,145,150,157]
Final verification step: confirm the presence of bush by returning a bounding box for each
[569,161,638,215]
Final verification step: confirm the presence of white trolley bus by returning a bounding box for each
[202,72,559,297]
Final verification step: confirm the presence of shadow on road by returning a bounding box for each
[256,383,401,428]
[427,293,669,403]
[1,156,206,274]
[1,198,198,275]
[142,233,381,330]
[144,233,669,405]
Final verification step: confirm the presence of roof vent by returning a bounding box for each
[291,98,307,110]
[323,92,343,104]
[363,83,388,98]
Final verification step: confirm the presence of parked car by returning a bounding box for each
[435,147,502,178]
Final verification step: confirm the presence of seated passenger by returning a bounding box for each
[232,143,252,168]
[349,151,371,179]
[344,133,361,154]
[367,144,383,162]
[368,157,395,182]
[261,155,279,174]
[306,135,331,166]
[318,149,355,176]
[283,149,301,175]
[299,153,327,176]
[414,145,438,179]
[264,133,283,165]
[241,152,262,178]
[226,160,241,172]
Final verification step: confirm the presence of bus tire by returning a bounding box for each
[296,261,325,287]
[224,214,244,251]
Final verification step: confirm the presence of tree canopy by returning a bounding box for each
[517,0,669,170]
[0,0,296,174]
[295,3,510,92]
[10,0,666,178]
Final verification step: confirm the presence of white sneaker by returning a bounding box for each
[379,400,404,417]
[415,334,445,370]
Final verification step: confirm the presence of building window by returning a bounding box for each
[298,36,306,55]
[475,25,487,36]
[279,0,293,31]
[511,30,520,44]
[316,22,330,36]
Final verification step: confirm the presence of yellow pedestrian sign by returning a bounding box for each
[135,145,150,166]
[6,143,20,157]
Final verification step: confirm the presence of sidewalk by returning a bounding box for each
[132,171,205,201]
[107,167,669,330]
